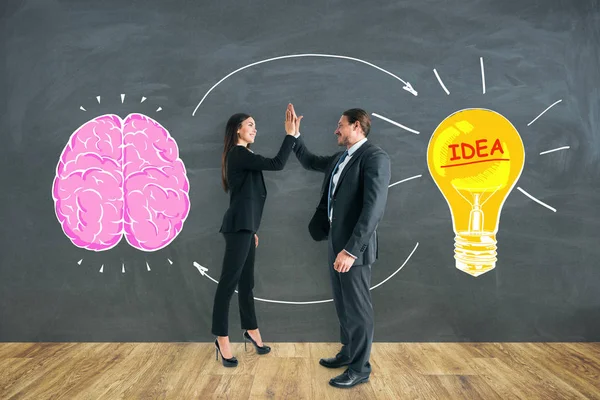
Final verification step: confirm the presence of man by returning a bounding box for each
[289,104,391,388]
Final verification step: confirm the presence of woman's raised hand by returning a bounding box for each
[285,104,295,135]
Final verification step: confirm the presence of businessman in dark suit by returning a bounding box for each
[290,105,391,388]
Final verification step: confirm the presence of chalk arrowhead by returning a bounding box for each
[193,262,208,276]
[403,82,418,96]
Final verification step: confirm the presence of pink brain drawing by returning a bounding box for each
[52,113,190,252]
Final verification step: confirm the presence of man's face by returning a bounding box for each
[334,115,356,147]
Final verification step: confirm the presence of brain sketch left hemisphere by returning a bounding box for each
[52,113,190,251]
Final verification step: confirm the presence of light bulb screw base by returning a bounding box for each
[454,232,497,277]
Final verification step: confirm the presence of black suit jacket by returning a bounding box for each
[220,135,297,233]
[294,136,391,266]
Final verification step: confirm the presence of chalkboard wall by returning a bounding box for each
[1,0,599,342]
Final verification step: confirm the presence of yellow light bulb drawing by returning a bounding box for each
[427,108,525,277]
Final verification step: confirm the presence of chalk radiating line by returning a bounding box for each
[167,258,173,265]
[433,69,450,95]
[79,106,86,111]
[192,53,418,116]
[371,113,420,134]
[120,94,125,103]
[517,187,557,212]
[141,96,147,103]
[527,99,562,126]
[540,146,570,155]
[156,107,162,112]
[99,265,104,273]
[193,242,419,305]
[121,263,125,273]
[389,175,422,188]
[77,259,83,265]
[480,57,486,94]
[146,261,151,271]
[96,96,101,104]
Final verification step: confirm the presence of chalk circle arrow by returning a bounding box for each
[193,242,419,305]
[192,53,418,116]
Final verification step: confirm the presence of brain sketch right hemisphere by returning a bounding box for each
[52,113,190,252]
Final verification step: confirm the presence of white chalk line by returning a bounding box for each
[193,242,419,305]
[540,146,570,155]
[371,113,420,134]
[480,57,486,94]
[389,175,422,188]
[517,187,557,212]
[527,99,563,126]
[433,68,450,95]
[192,53,418,116]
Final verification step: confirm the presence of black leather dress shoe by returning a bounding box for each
[319,353,350,368]
[329,368,369,388]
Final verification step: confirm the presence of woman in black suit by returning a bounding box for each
[212,106,297,367]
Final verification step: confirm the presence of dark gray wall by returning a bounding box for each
[1,0,599,342]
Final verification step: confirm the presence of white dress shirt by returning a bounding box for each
[331,138,367,198]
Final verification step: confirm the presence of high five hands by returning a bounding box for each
[286,103,303,135]
[285,105,296,135]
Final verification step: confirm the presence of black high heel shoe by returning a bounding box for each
[243,330,271,355]
[214,339,238,367]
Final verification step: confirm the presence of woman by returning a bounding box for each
[212,105,297,367]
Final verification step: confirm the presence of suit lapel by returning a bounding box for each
[321,151,345,195]
[334,142,371,194]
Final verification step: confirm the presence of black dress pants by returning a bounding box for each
[211,230,258,336]
[328,236,374,376]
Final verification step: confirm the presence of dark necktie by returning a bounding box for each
[327,150,348,219]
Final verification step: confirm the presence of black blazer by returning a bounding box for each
[220,135,297,233]
[293,136,391,266]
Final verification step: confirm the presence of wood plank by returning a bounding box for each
[528,343,600,399]
[495,343,588,399]
[0,343,598,399]
[0,343,79,398]
[431,375,503,400]
[250,357,311,399]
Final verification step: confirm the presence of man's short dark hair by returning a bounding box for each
[343,108,371,137]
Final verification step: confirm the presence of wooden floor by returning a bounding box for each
[1,342,600,399]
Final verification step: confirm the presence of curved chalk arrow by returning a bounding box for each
[192,53,418,116]
[193,242,418,305]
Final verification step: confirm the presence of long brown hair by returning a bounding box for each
[221,113,251,192]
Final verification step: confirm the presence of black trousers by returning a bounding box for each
[211,230,258,337]
[328,237,374,376]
